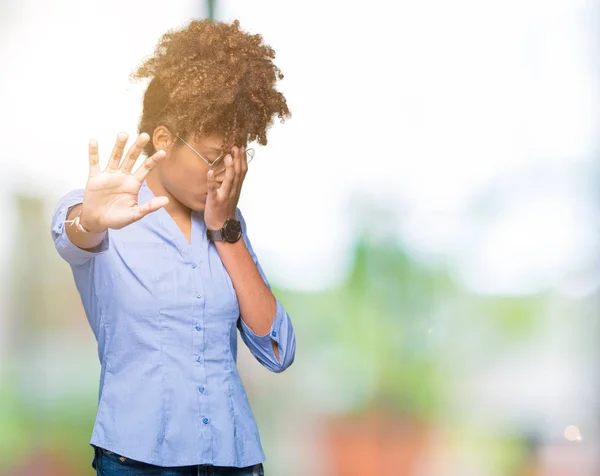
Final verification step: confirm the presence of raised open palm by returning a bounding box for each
[80,133,169,232]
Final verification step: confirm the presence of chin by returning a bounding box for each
[189,196,207,212]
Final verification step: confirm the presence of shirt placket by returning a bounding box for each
[191,214,213,463]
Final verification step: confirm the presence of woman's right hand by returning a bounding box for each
[80,133,169,232]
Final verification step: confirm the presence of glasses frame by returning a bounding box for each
[175,135,255,170]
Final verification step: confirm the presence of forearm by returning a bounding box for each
[215,239,278,349]
[65,204,108,250]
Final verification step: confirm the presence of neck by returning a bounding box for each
[145,171,191,222]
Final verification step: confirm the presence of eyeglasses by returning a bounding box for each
[175,135,255,172]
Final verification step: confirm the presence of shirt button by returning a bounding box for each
[195,356,202,363]
[192,263,197,269]
[199,386,205,393]
[202,417,209,425]
[195,324,202,331]
[271,330,277,337]
[196,293,201,299]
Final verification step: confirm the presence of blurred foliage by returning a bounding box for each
[276,232,546,423]
[0,366,96,473]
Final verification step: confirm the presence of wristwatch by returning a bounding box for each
[206,218,242,243]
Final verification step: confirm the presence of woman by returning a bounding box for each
[51,19,295,476]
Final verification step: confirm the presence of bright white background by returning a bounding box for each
[0,0,597,295]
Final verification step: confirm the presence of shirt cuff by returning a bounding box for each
[51,199,110,265]
[238,299,285,346]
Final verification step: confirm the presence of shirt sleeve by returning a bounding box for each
[235,208,296,373]
[50,189,110,266]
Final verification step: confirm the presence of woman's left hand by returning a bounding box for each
[204,146,248,230]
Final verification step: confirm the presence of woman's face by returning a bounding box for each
[152,127,232,212]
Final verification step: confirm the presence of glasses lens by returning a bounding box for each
[208,155,224,174]
[246,148,255,164]
[210,149,255,175]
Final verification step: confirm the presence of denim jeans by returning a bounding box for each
[92,446,265,476]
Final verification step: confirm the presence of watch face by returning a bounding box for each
[223,219,242,242]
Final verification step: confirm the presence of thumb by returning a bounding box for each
[131,196,169,223]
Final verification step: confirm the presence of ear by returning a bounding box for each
[152,125,176,153]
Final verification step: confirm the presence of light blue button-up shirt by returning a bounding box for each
[50,182,296,468]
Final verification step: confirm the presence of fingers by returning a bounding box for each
[133,149,166,182]
[88,139,100,177]
[210,155,227,180]
[106,133,129,171]
[207,168,219,198]
[235,147,248,203]
[214,167,226,185]
[121,133,150,173]
[232,147,242,176]
[218,154,235,197]
[131,196,169,223]
[232,146,242,185]
[240,146,249,175]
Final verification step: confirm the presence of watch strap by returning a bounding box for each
[206,228,224,241]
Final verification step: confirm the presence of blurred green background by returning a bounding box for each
[1,1,599,475]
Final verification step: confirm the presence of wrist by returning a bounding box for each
[79,208,107,234]
[205,215,236,231]
[206,216,243,243]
